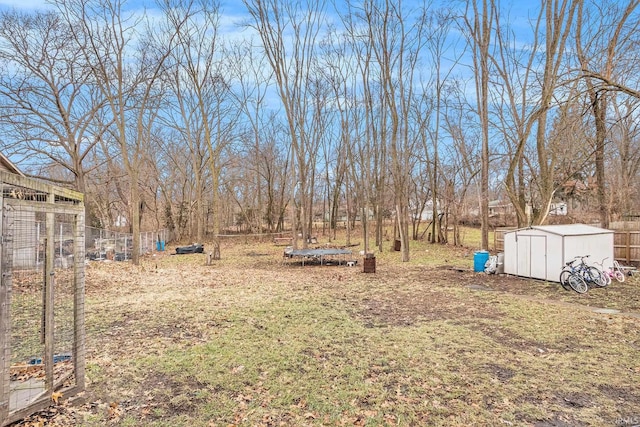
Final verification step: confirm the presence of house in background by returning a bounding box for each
[488,200,514,217]
[486,199,567,218]
[549,201,568,215]
[412,199,441,221]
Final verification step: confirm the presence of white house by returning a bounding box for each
[549,202,568,216]
[412,199,441,221]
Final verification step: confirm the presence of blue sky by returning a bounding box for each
[0,0,51,10]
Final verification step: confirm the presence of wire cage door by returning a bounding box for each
[0,175,85,426]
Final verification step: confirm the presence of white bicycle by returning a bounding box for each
[596,258,625,284]
[611,260,626,283]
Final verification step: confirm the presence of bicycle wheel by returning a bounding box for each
[559,270,572,290]
[568,274,588,294]
[587,266,607,287]
[613,262,626,283]
[584,267,607,288]
[600,270,611,286]
[594,268,611,287]
[613,270,625,283]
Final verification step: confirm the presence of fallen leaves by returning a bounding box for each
[51,391,63,404]
[11,240,640,426]
[107,401,122,422]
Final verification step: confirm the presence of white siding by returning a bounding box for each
[503,225,614,282]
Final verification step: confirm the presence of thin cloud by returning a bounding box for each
[0,0,53,10]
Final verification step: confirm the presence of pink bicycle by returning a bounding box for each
[596,258,625,284]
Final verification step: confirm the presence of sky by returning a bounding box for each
[0,0,53,10]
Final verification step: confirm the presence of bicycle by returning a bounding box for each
[594,258,613,286]
[559,255,606,293]
[575,255,608,288]
[595,257,626,284]
[611,260,626,283]
[559,258,589,294]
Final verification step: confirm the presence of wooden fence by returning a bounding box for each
[493,228,514,252]
[493,227,640,266]
[613,230,640,266]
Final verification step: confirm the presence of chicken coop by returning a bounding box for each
[0,170,85,425]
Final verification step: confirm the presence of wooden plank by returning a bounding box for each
[274,237,292,246]
[73,212,85,393]
[0,171,82,204]
[3,200,83,215]
[613,230,640,264]
[44,212,54,392]
[493,227,515,252]
[0,186,9,423]
[2,383,82,427]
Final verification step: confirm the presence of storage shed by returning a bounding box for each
[503,224,614,282]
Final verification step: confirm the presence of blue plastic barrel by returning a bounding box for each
[156,241,165,251]
[474,250,489,272]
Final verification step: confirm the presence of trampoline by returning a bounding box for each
[283,247,353,266]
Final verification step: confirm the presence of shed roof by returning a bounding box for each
[506,224,613,236]
[0,152,24,176]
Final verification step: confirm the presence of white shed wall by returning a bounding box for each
[504,229,561,281]
[504,232,517,277]
[562,234,614,271]
[503,225,613,282]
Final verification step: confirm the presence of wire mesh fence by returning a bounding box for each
[85,228,169,261]
[7,212,77,414]
[1,171,85,426]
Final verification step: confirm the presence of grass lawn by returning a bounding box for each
[15,229,640,426]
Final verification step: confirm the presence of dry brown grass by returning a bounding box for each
[14,232,640,427]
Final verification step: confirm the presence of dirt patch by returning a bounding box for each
[532,416,578,427]
[338,264,639,330]
[353,287,502,327]
[484,363,515,382]
[597,384,640,404]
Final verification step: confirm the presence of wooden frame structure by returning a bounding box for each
[0,171,85,426]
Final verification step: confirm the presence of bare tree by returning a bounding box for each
[243,0,327,249]
[576,0,640,228]
[338,3,388,254]
[442,90,481,245]
[0,10,104,194]
[486,3,538,227]
[161,0,238,242]
[610,99,640,219]
[530,0,580,225]
[227,38,276,233]
[56,0,186,264]
[422,8,460,243]
[474,0,580,228]
[344,0,429,261]
[463,0,496,250]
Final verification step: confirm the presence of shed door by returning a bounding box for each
[516,235,531,277]
[530,236,547,280]
[516,235,547,279]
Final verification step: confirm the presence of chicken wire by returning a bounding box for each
[0,172,85,426]
[85,227,168,261]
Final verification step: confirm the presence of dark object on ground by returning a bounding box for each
[114,252,131,261]
[176,244,204,255]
